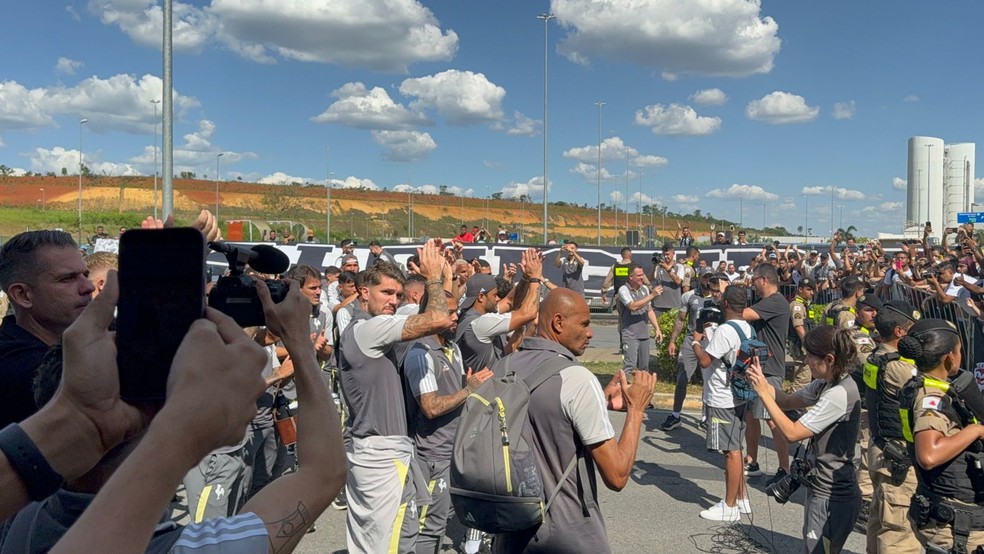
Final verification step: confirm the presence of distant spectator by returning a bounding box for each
[675,222,695,249]
[334,239,356,266]
[455,225,475,244]
[366,240,396,267]
[83,251,118,299]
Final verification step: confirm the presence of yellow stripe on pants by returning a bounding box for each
[418,479,437,532]
[388,459,410,554]
[194,484,213,523]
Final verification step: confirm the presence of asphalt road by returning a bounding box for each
[292,410,867,554]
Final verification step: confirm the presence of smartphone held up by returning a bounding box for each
[116,228,206,401]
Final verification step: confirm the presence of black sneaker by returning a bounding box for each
[766,468,787,487]
[331,488,348,511]
[660,414,682,431]
[744,462,763,477]
[697,417,707,431]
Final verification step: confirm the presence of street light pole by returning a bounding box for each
[739,196,743,228]
[926,143,934,228]
[40,188,45,213]
[78,118,88,244]
[151,99,160,220]
[215,152,224,222]
[624,144,630,238]
[325,146,332,243]
[594,101,605,245]
[537,13,554,245]
[803,195,809,243]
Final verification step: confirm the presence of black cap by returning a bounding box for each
[340,238,355,248]
[882,300,920,323]
[798,277,816,289]
[459,274,497,311]
[858,294,883,311]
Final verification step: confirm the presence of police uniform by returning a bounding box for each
[849,326,878,506]
[788,280,816,392]
[901,373,984,553]
[825,300,857,329]
[864,341,921,553]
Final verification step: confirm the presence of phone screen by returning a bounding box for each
[116,228,206,401]
[894,260,903,272]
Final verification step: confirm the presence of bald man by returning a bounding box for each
[491,289,656,553]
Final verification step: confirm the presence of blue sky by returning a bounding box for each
[1,0,982,237]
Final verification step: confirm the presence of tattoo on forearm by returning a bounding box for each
[425,281,448,315]
[403,281,449,340]
[267,502,311,553]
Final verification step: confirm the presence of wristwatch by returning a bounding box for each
[529,278,543,284]
[691,340,701,348]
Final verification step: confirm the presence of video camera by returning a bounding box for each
[208,241,290,327]
[766,457,817,504]
[651,252,665,265]
[695,300,725,330]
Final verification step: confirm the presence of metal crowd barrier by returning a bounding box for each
[889,282,983,374]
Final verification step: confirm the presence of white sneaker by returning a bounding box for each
[699,500,740,522]
[737,498,751,515]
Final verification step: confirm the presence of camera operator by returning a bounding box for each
[651,244,686,316]
[746,325,862,554]
[690,284,751,521]
[898,319,984,553]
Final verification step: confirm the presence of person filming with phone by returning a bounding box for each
[745,325,862,554]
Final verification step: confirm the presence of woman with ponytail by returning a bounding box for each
[897,318,984,552]
[746,325,861,553]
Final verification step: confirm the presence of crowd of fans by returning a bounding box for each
[3,213,984,553]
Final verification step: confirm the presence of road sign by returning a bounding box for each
[957,212,984,223]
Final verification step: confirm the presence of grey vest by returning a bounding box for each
[456,309,505,373]
[560,257,586,294]
[338,312,409,440]
[651,264,682,310]
[806,375,862,500]
[618,285,651,340]
[406,337,464,462]
[491,338,609,553]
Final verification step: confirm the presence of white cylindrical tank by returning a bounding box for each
[944,142,976,227]
[907,136,945,232]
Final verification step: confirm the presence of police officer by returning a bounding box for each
[848,291,881,523]
[788,278,817,392]
[864,301,921,554]
[825,275,864,328]
[899,319,984,553]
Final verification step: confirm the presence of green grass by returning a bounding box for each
[582,360,703,395]
[0,207,167,242]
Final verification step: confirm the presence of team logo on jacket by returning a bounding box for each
[922,396,942,411]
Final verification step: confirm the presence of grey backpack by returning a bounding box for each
[449,355,590,533]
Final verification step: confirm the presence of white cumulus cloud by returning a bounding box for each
[706,184,779,201]
[832,100,856,120]
[0,82,54,129]
[55,57,83,76]
[90,0,214,53]
[494,111,539,136]
[400,70,505,125]
[689,88,727,106]
[802,185,866,200]
[893,177,907,191]
[552,0,780,77]
[371,130,437,162]
[672,194,699,203]
[311,82,428,130]
[634,103,721,135]
[29,146,141,177]
[746,91,819,124]
[563,136,667,167]
[500,176,548,199]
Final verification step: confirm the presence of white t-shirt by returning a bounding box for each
[559,365,616,446]
[470,312,513,343]
[703,319,753,409]
[796,376,850,434]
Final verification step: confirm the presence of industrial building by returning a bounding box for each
[905,136,977,237]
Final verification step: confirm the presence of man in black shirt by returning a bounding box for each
[741,263,791,481]
[0,231,94,427]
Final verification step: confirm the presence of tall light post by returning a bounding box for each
[40,188,45,212]
[624,145,630,238]
[803,195,809,243]
[78,118,88,244]
[739,195,743,228]
[214,152,224,222]
[484,184,490,231]
[536,12,554,244]
[594,101,605,245]
[151,99,160,220]
[408,189,415,239]
[325,146,332,243]
[829,186,835,236]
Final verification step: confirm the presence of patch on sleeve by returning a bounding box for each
[922,396,942,411]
